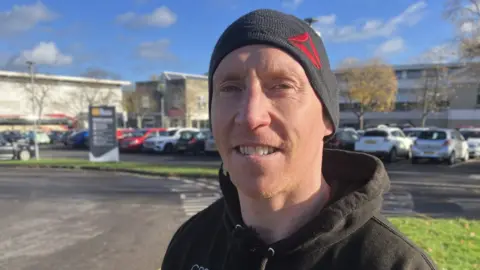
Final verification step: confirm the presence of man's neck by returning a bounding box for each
[239,175,331,244]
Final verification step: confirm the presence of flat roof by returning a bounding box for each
[0,70,131,86]
[334,62,466,73]
[161,71,208,80]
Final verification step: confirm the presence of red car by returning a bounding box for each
[119,128,166,151]
[117,128,134,140]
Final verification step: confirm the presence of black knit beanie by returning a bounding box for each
[208,9,339,139]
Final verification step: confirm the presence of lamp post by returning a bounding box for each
[157,80,166,127]
[26,61,40,160]
[304,17,318,27]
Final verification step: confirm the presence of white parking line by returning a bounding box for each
[469,174,480,180]
[392,181,480,189]
[180,193,221,217]
[449,159,480,168]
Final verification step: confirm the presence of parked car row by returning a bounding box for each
[323,125,479,165]
[120,127,215,155]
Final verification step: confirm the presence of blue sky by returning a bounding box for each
[0,0,458,82]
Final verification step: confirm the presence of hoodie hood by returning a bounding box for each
[218,149,390,268]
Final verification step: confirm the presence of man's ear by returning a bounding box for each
[323,112,333,137]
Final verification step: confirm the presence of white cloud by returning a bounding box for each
[12,42,73,66]
[375,37,405,55]
[137,39,174,60]
[0,1,56,37]
[316,14,336,25]
[116,6,177,28]
[338,57,360,68]
[313,1,427,42]
[282,0,303,10]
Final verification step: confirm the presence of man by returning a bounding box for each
[162,9,437,270]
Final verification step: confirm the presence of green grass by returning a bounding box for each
[1,159,479,269]
[390,217,480,270]
[0,158,219,178]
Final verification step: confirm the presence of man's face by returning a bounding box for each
[211,45,332,199]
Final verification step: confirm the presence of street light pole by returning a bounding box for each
[304,17,318,27]
[26,61,40,160]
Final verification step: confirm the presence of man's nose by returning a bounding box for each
[234,81,271,130]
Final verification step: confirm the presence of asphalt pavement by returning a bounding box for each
[0,167,479,269]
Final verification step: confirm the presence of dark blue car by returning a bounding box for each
[66,130,89,148]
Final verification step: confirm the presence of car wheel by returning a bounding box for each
[447,151,456,165]
[18,150,31,161]
[411,157,419,164]
[164,143,173,154]
[406,148,412,160]
[386,148,397,163]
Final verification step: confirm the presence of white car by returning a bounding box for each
[402,127,430,141]
[411,129,469,165]
[204,132,218,154]
[459,128,480,159]
[142,127,199,153]
[355,127,413,162]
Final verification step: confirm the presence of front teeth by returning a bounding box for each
[239,146,275,156]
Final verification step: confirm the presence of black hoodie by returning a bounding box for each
[162,150,437,270]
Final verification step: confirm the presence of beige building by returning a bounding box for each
[337,63,480,129]
[135,71,209,129]
[0,70,130,129]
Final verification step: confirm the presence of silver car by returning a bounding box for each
[411,129,469,165]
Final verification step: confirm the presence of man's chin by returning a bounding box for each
[230,174,283,200]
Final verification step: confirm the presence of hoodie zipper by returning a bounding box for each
[259,247,275,270]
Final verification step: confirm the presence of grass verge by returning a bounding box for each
[0,158,219,178]
[390,217,479,270]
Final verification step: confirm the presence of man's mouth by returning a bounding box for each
[234,145,279,156]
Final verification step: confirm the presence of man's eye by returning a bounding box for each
[220,85,242,92]
[271,84,293,90]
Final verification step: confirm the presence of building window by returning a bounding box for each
[406,70,423,79]
[172,92,182,107]
[196,95,207,110]
[395,70,407,79]
[192,120,198,128]
[477,85,480,105]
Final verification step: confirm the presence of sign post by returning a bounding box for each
[88,106,119,162]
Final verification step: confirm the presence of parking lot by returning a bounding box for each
[38,145,480,174]
[1,166,479,269]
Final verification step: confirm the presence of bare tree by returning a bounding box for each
[19,80,54,124]
[415,66,457,127]
[444,0,480,59]
[122,91,158,128]
[51,69,122,119]
[339,58,398,129]
[62,86,120,115]
[82,67,122,80]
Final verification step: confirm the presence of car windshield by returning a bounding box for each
[159,130,178,136]
[418,131,447,140]
[404,130,423,137]
[130,130,148,137]
[197,131,209,139]
[461,131,480,139]
[363,130,388,137]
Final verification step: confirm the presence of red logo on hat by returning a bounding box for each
[288,32,322,69]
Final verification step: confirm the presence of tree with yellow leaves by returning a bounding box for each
[339,59,398,129]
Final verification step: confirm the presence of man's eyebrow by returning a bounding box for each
[213,71,245,83]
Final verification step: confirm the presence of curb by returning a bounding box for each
[0,164,218,179]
